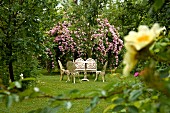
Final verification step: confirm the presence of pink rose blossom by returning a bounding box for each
[134,72,139,77]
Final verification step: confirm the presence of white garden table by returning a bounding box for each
[74,58,98,81]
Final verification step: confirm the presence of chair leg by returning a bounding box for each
[102,74,105,82]
[94,72,100,81]
[67,75,70,82]
[77,72,81,83]
[94,74,98,81]
[66,70,70,82]
[73,75,76,84]
[60,71,64,81]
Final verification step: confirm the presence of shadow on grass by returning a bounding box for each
[40,69,60,76]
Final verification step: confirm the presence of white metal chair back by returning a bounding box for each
[102,61,108,72]
[74,58,85,71]
[66,61,80,84]
[86,58,97,71]
[58,60,64,70]
[66,61,76,73]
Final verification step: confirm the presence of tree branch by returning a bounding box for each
[36,90,123,101]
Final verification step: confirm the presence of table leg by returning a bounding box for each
[81,70,89,81]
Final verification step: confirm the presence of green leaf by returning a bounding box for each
[29,91,40,98]
[154,48,160,53]
[112,105,125,112]
[159,67,170,78]
[0,94,5,101]
[142,0,149,5]
[19,89,32,100]
[113,98,125,104]
[101,90,107,96]
[85,96,99,113]
[103,104,116,113]
[14,81,22,88]
[69,89,79,94]
[153,0,165,11]
[160,42,168,46]
[129,89,142,101]
[91,96,99,108]
[22,77,36,81]
[6,95,13,108]
[32,106,59,113]
[41,106,51,113]
[85,107,92,113]
[12,94,20,102]
[127,105,138,113]
[8,82,16,90]
[49,106,60,113]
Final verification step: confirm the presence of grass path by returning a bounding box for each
[0,72,121,113]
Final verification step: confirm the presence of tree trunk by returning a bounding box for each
[8,43,14,82]
[9,60,14,82]
[87,25,92,58]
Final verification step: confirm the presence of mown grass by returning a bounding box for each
[0,71,124,113]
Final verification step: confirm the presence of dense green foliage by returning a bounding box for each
[0,0,59,84]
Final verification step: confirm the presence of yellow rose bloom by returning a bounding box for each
[123,23,165,76]
[123,43,137,76]
[124,23,165,51]
[151,23,166,37]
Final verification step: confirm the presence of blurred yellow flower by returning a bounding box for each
[123,43,137,76]
[124,23,165,51]
[123,23,165,76]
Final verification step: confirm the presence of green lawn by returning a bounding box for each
[0,71,122,113]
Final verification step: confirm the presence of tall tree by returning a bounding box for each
[0,0,59,82]
[61,0,108,58]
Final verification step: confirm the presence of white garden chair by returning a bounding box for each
[66,61,80,84]
[58,60,70,81]
[94,61,108,82]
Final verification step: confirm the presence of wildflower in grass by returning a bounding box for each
[123,23,165,76]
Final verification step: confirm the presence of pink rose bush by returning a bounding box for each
[48,18,123,69]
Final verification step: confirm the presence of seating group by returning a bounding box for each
[58,58,107,83]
